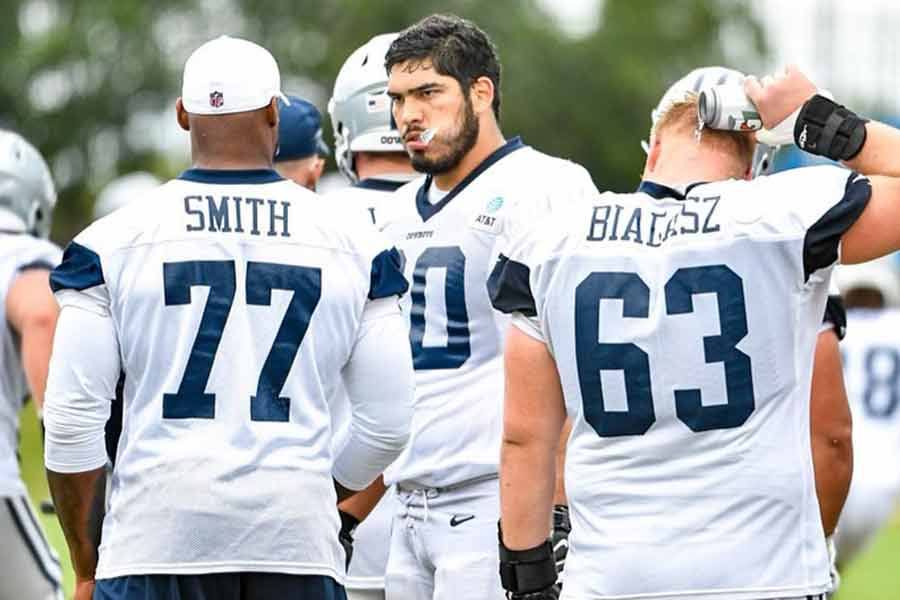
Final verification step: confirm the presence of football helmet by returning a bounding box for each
[643,66,777,177]
[0,130,56,238]
[328,33,402,183]
[93,171,162,220]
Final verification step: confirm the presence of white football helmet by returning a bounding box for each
[0,130,56,238]
[643,66,777,177]
[328,33,403,183]
[93,172,161,220]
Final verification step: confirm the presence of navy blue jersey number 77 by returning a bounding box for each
[162,260,322,421]
[575,265,755,437]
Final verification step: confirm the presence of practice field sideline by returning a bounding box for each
[16,407,900,598]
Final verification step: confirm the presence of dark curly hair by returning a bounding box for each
[385,14,502,120]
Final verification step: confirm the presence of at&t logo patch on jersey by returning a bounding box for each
[470,196,505,235]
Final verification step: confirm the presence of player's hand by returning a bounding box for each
[338,510,359,571]
[744,65,818,131]
[73,579,95,600]
[551,504,570,591]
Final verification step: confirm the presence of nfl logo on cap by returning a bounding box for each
[181,36,285,116]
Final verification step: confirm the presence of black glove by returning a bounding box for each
[551,505,570,583]
[338,510,359,571]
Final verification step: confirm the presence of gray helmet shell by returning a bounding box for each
[328,33,403,183]
[0,130,56,238]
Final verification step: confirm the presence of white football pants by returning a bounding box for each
[385,476,504,600]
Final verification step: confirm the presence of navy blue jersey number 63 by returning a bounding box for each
[162,260,322,422]
[575,265,754,437]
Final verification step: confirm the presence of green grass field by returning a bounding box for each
[17,406,900,598]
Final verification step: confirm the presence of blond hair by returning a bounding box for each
[653,94,756,170]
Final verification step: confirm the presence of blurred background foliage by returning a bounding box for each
[0,0,764,244]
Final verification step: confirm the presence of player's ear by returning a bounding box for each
[266,98,279,129]
[175,98,190,132]
[469,76,495,117]
[645,133,662,175]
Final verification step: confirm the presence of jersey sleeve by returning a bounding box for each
[49,230,110,315]
[764,165,871,282]
[820,294,847,340]
[14,238,61,273]
[488,221,551,342]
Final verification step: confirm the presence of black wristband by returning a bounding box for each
[499,523,558,594]
[794,94,868,161]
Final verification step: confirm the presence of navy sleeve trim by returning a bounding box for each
[49,241,105,292]
[369,247,409,300]
[822,294,847,340]
[487,254,537,317]
[17,260,56,273]
[803,172,871,281]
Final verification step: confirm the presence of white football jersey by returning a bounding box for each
[490,165,871,600]
[382,137,597,488]
[325,176,409,588]
[840,308,900,501]
[327,176,415,231]
[48,168,407,580]
[0,233,60,497]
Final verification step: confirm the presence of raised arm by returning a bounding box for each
[747,66,900,264]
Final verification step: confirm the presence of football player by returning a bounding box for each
[380,14,597,600]
[327,32,418,600]
[0,129,63,600]
[329,33,417,230]
[274,95,331,190]
[646,67,852,553]
[43,35,413,600]
[833,258,900,567]
[492,66,900,599]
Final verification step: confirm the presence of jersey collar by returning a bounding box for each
[355,178,408,192]
[178,168,285,184]
[637,180,708,200]
[415,136,526,222]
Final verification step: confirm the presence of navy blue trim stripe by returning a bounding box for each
[487,254,537,317]
[5,498,60,588]
[355,178,407,193]
[369,247,409,300]
[415,136,526,221]
[17,496,60,567]
[178,168,284,184]
[50,241,104,292]
[637,180,709,200]
[804,172,872,281]
[823,294,847,340]
[17,260,56,273]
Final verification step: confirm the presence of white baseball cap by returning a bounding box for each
[181,35,285,115]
